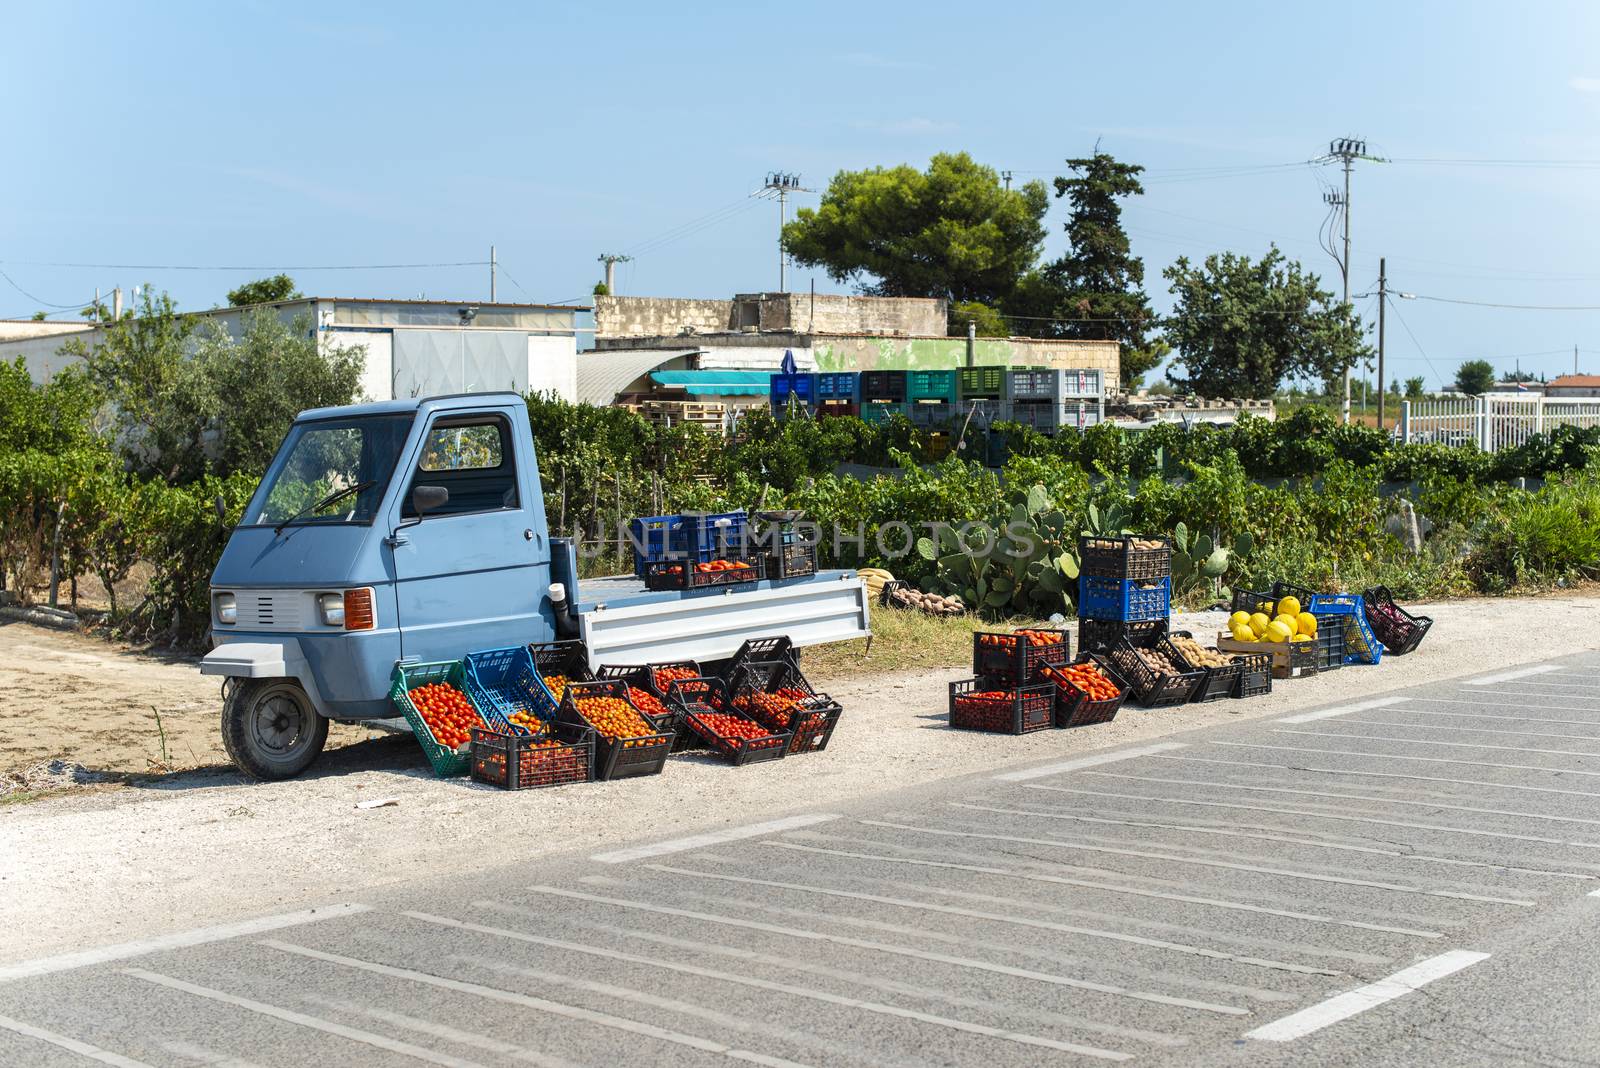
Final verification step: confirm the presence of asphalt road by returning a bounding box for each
[5,651,1600,1067]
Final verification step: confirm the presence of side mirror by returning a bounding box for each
[412,485,449,516]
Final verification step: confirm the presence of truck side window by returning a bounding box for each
[404,415,519,517]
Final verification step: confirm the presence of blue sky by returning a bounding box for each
[6,0,1600,387]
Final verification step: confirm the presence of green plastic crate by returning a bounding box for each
[958,366,1005,398]
[390,659,482,777]
[860,400,907,424]
[907,369,958,403]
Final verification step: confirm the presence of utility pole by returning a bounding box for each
[1577,344,1580,375]
[756,173,812,292]
[1313,137,1386,423]
[597,253,632,294]
[1377,257,1387,429]
[490,245,497,302]
[1002,170,1013,191]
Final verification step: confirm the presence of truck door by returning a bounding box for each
[388,410,548,661]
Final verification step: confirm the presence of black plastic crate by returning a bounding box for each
[1234,652,1273,698]
[469,722,593,790]
[1110,637,1207,708]
[1362,585,1433,656]
[555,679,674,781]
[674,678,790,766]
[860,370,908,402]
[1311,612,1345,672]
[1040,653,1130,728]
[595,664,678,724]
[1078,535,1172,581]
[948,678,1055,735]
[643,556,761,591]
[971,628,1072,685]
[527,640,597,707]
[728,660,842,755]
[721,636,798,683]
[765,541,818,581]
[1165,630,1245,703]
[1078,617,1167,656]
[1232,582,1319,617]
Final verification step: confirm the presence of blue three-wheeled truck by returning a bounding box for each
[201,392,871,779]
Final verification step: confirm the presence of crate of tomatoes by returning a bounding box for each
[669,677,791,766]
[527,640,597,707]
[971,628,1072,685]
[465,645,561,723]
[947,678,1055,735]
[554,679,675,781]
[729,660,842,755]
[643,555,761,592]
[599,660,706,750]
[389,660,492,776]
[1039,654,1130,728]
[468,722,593,790]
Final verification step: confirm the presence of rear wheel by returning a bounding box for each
[221,678,328,780]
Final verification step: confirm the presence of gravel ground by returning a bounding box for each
[1,593,1595,964]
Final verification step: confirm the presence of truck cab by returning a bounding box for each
[203,393,870,779]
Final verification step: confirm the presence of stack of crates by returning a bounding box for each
[860,370,908,424]
[907,370,958,428]
[948,628,1072,735]
[813,372,859,418]
[769,373,816,419]
[1076,535,1173,657]
[1001,369,1104,435]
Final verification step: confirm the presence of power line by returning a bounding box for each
[0,267,104,310]
[1401,292,1600,311]
[0,259,487,272]
[1384,295,1446,388]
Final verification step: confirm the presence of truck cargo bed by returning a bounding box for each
[574,569,870,668]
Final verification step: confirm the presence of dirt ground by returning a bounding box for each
[2,592,1598,963]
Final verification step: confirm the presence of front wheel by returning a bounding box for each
[221,678,329,780]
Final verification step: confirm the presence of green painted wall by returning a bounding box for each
[813,337,1020,372]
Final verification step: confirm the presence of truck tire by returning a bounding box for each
[221,678,328,780]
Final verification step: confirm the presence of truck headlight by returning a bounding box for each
[215,592,237,625]
[318,592,345,627]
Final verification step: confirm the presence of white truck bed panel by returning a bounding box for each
[575,570,871,668]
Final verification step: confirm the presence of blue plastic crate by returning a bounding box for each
[770,373,816,403]
[815,372,859,401]
[1078,576,1171,623]
[629,513,682,577]
[464,645,559,727]
[674,510,749,559]
[1303,595,1382,665]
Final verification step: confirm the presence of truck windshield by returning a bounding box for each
[241,414,414,527]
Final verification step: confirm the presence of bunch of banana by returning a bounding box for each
[857,567,894,598]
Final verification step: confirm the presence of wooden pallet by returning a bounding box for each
[640,400,730,432]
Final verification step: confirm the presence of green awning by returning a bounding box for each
[650,370,774,396]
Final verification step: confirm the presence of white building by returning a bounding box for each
[0,297,593,402]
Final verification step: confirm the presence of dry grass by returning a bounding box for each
[804,606,1057,678]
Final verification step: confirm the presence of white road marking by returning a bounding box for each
[1456,690,1600,706]
[1087,770,1600,829]
[1362,702,1600,727]
[1244,950,1489,1041]
[1274,727,1600,760]
[1345,718,1600,744]
[648,862,1337,975]
[766,838,1441,938]
[992,742,1188,783]
[407,912,1132,1061]
[1277,696,1407,724]
[0,1013,156,1068]
[159,1041,268,1068]
[1210,740,1600,779]
[259,940,814,1068]
[512,886,1248,1015]
[1590,889,1600,898]
[124,969,490,1068]
[860,819,1536,906]
[0,903,370,983]
[581,919,1189,1047]
[1464,665,1561,686]
[308,998,585,1068]
[1025,782,1600,850]
[1158,752,1600,799]
[590,814,840,863]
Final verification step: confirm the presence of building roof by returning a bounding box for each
[574,349,702,406]
[1547,374,1600,388]
[649,370,771,396]
[232,296,592,313]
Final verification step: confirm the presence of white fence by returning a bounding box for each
[1399,396,1600,451]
